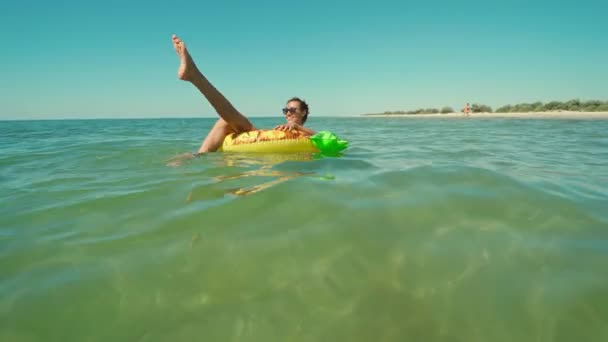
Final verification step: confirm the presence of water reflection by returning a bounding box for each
[172,152,320,201]
[217,152,317,196]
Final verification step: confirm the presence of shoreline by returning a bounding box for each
[361,111,608,119]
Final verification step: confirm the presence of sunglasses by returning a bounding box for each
[282,107,299,115]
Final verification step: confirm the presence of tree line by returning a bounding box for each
[378,106,455,115]
[495,99,608,113]
[367,99,608,115]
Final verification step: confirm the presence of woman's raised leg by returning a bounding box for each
[172,34,254,134]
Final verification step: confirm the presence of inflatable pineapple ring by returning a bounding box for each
[218,129,348,155]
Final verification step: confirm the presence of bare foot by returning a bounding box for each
[172,34,199,82]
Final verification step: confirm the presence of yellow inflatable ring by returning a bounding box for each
[218,129,320,153]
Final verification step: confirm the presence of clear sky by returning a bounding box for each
[1,0,607,120]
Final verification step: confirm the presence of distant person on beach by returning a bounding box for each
[463,103,471,116]
[171,34,316,155]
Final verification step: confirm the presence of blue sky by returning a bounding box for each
[1,0,607,119]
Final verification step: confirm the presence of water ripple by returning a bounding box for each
[1,117,608,341]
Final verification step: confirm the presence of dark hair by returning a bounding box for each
[287,97,309,124]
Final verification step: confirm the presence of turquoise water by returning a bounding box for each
[1,117,608,341]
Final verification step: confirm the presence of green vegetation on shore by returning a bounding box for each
[495,99,608,113]
[364,99,608,115]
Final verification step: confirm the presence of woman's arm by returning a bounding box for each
[294,124,316,136]
[274,123,316,136]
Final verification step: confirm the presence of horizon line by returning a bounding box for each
[0,115,365,122]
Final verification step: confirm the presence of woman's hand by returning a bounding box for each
[273,123,316,136]
[274,123,300,131]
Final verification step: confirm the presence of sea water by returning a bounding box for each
[1,117,607,341]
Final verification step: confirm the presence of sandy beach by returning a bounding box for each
[363,111,608,119]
